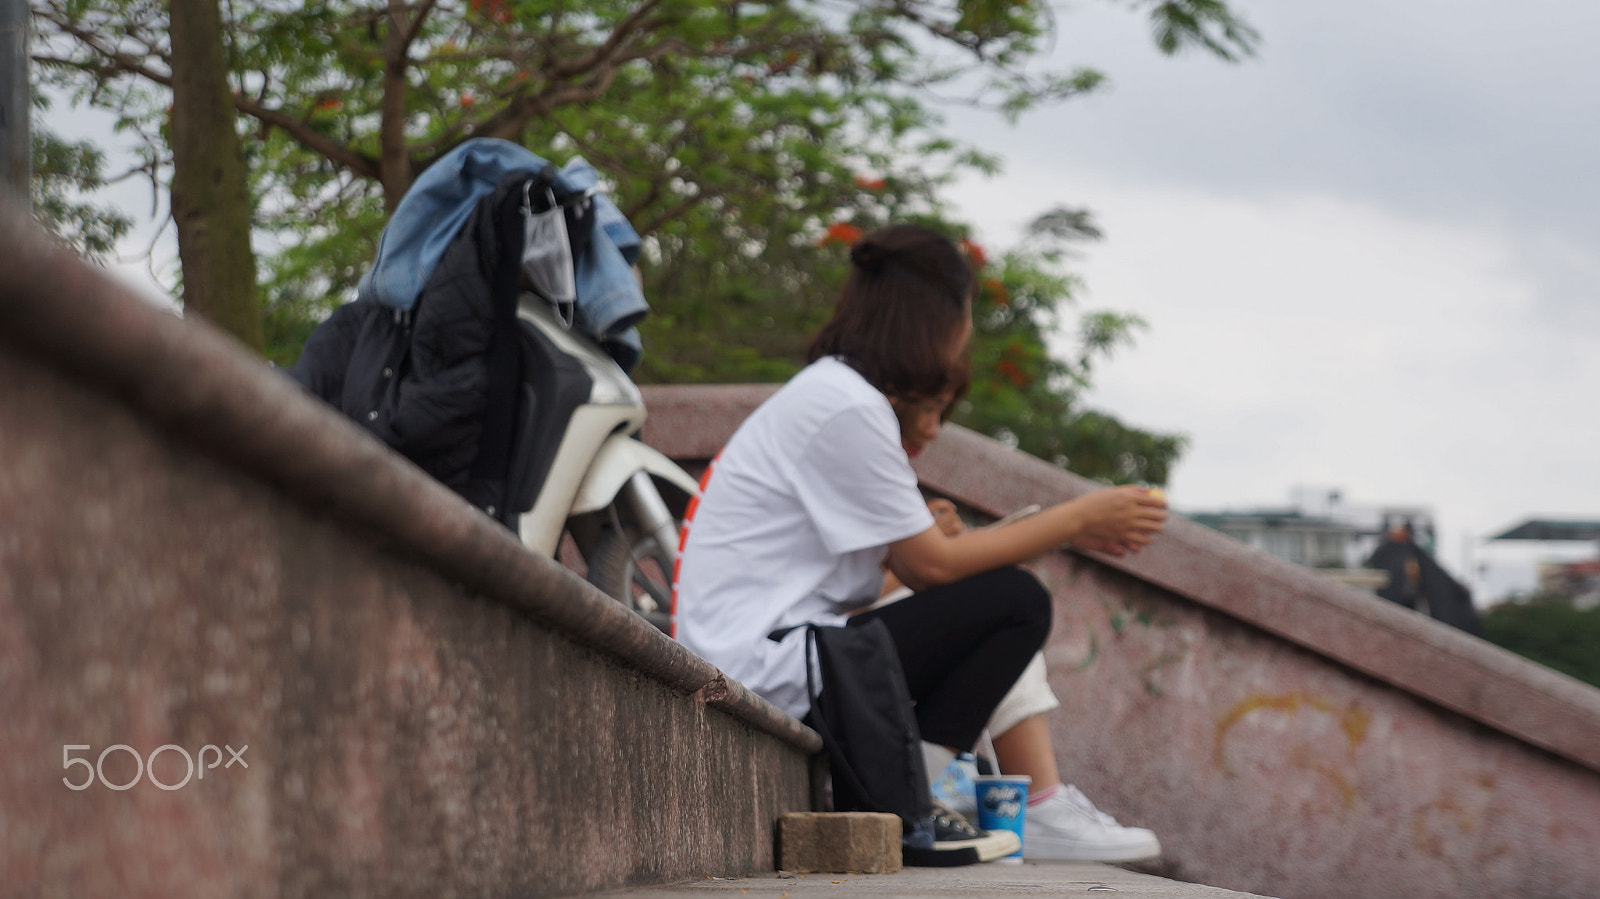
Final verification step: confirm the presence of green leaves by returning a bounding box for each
[33,0,1250,477]
[1482,594,1600,689]
[30,125,135,263]
[1143,0,1261,61]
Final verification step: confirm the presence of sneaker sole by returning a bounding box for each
[945,830,1022,863]
[905,830,1022,867]
[903,844,982,867]
[1022,833,1161,863]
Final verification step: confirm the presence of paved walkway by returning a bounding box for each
[593,861,1277,898]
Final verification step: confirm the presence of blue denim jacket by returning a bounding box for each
[561,156,645,370]
[357,138,648,368]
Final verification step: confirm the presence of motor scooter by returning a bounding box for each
[293,139,693,633]
[508,294,698,634]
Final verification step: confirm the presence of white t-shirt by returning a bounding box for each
[674,357,935,719]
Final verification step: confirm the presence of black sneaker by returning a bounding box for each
[901,800,1022,867]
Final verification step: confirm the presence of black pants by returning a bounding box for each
[848,566,1051,751]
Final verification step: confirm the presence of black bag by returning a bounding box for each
[802,621,932,831]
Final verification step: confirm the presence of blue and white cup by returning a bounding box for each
[975,774,1031,862]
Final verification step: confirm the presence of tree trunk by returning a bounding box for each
[1,0,32,210]
[377,0,416,213]
[167,0,263,354]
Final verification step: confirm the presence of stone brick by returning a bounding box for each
[777,812,901,874]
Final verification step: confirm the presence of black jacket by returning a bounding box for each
[290,178,527,519]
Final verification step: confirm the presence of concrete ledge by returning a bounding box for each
[0,207,816,758]
[592,860,1279,897]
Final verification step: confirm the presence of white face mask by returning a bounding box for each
[521,183,578,327]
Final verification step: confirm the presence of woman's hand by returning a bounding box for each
[1066,486,1167,556]
[888,486,1166,590]
[927,498,966,537]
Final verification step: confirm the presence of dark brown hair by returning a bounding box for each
[806,224,973,402]
[891,361,971,440]
[941,363,971,423]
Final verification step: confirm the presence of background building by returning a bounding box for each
[1186,487,1432,591]
[1489,519,1600,607]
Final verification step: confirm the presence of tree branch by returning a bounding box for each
[377,0,427,207]
[232,95,382,180]
[400,0,440,51]
[883,0,987,60]
[630,192,705,239]
[468,35,691,143]
[547,0,668,81]
[35,11,174,85]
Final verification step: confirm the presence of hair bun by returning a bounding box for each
[850,239,889,275]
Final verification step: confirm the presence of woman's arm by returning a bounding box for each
[878,498,967,599]
[884,486,1167,591]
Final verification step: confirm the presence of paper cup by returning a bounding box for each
[974,774,1031,861]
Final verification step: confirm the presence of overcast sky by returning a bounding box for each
[943,0,1600,600]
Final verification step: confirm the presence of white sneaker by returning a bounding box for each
[1023,785,1162,862]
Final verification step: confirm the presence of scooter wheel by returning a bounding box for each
[585,523,675,634]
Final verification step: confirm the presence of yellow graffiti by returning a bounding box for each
[1310,766,1357,809]
[1213,692,1372,811]
[1214,693,1369,763]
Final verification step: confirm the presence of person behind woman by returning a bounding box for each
[673,224,1166,862]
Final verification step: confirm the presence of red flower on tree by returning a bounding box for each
[818,222,865,247]
[469,0,513,24]
[996,359,1032,388]
[959,238,988,269]
[854,175,887,191]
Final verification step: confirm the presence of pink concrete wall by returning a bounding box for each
[643,384,1600,899]
[1032,555,1599,898]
